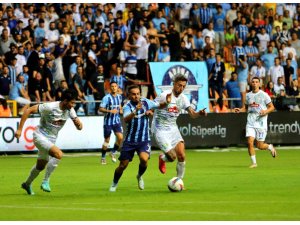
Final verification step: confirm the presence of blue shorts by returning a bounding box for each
[104,124,123,138]
[119,141,151,162]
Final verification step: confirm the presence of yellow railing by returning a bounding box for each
[7,100,17,117]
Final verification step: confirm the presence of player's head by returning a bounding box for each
[61,89,78,109]
[110,81,119,94]
[251,77,261,90]
[127,84,141,103]
[172,75,188,97]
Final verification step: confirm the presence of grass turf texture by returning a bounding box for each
[0,148,300,221]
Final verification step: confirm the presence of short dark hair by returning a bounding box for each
[127,84,140,95]
[173,75,188,83]
[61,89,78,101]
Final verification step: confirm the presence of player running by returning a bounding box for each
[152,75,207,180]
[235,76,277,168]
[15,89,83,195]
[98,81,123,164]
[109,85,170,192]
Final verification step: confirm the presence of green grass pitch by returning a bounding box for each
[0,148,300,221]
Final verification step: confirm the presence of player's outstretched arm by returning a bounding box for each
[72,117,83,130]
[15,104,39,139]
[158,93,172,109]
[187,107,207,119]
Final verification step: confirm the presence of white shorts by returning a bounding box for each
[15,97,31,106]
[238,82,248,92]
[33,130,55,160]
[246,127,267,141]
[153,128,184,153]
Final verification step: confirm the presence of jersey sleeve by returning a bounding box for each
[38,103,51,115]
[154,91,169,104]
[182,94,191,110]
[100,95,108,108]
[123,103,132,118]
[264,92,272,105]
[141,98,160,110]
[69,107,77,119]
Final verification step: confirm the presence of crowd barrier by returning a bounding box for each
[0,111,299,153]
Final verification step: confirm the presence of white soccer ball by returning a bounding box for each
[168,177,184,192]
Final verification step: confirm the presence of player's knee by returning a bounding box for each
[55,151,63,160]
[36,164,46,170]
[166,153,176,162]
[177,154,185,162]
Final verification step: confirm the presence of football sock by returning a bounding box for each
[176,161,186,179]
[267,144,273,151]
[43,157,60,182]
[138,164,147,177]
[101,149,106,158]
[25,165,42,185]
[112,143,119,154]
[113,170,123,184]
[250,155,257,164]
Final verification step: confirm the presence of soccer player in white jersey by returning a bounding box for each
[235,77,277,168]
[152,75,207,181]
[15,89,83,195]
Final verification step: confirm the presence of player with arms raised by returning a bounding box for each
[152,75,207,181]
[235,76,277,168]
[15,89,83,195]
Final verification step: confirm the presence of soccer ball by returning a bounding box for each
[168,177,184,192]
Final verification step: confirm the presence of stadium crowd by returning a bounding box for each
[0,2,300,117]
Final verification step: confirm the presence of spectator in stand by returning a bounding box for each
[245,39,260,68]
[9,73,30,115]
[71,65,87,114]
[147,35,158,62]
[45,22,60,49]
[0,28,16,55]
[199,3,212,30]
[69,56,82,86]
[283,58,294,90]
[206,48,216,74]
[208,53,225,101]
[287,79,299,97]
[213,97,228,113]
[125,30,147,81]
[15,46,26,75]
[213,5,226,54]
[261,45,277,73]
[0,66,11,98]
[290,20,300,39]
[237,55,249,107]
[157,41,170,62]
[268,57,284,85]
[224,72,242,110]
[236,17,249,43]
[87,64,106,115]
[124,48,138,80]
[226,3,238,27]
[265,81,276,97]
[8,57,18,86]
[249,58,266,89]
[0,95,12,117]
[225,26,236,47]
[274,76,286,96]
[193,30,204,51]
[232,38,246,68]
[257,27,270,54]
[166,22,181,62]
[176,3,192,32]
[202,22,216,47]
[55,80,68,101]
[152,10,167,32]
[34,19,46,45]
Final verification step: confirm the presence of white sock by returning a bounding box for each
[176,161,186,179]
[250,155,257,164]
[43,157,60,182]
[25,165,41,185]
[267,144,273,151]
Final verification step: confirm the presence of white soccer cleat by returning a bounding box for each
[109,182,118,192]
[101,158,106,165]
[249,164,258,168]
[269,144,277,158]
[110,153,117,163]
[136,175,144,190]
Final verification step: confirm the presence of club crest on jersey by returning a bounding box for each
[250,102,260,107]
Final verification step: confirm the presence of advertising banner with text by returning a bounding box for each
[0,117,115,152]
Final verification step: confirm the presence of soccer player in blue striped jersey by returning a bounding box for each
[109,85,171,192]
[98,82,123,164]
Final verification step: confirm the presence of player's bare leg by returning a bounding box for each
[159,149,176,174]
[101,137,110,165]
[111,132,123,163]
[256,141,277,158]
[247,137,257,168]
